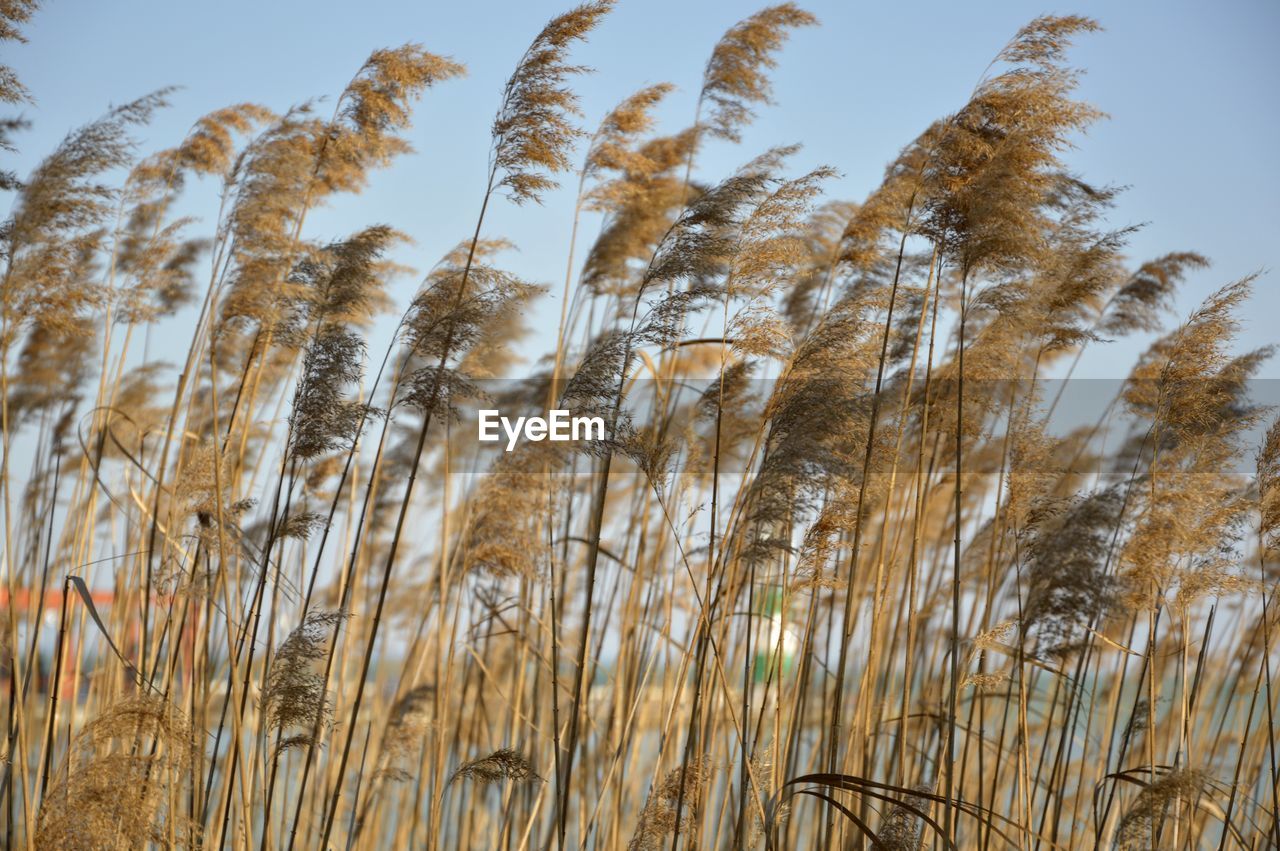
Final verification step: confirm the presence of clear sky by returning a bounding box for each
[7,0,1280,379]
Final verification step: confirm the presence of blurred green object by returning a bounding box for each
[754,586,796,683]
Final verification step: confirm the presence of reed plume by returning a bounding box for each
[34,695,194,850]
[492,0,615,204]
[699,3,817,142]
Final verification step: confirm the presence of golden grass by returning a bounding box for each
[0,3,1276,848]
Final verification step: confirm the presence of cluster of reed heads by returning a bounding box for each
[0,1,1277,848]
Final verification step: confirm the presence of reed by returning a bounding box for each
[1,3,1275,849]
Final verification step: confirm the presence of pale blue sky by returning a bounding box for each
[8,0,1280,377]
